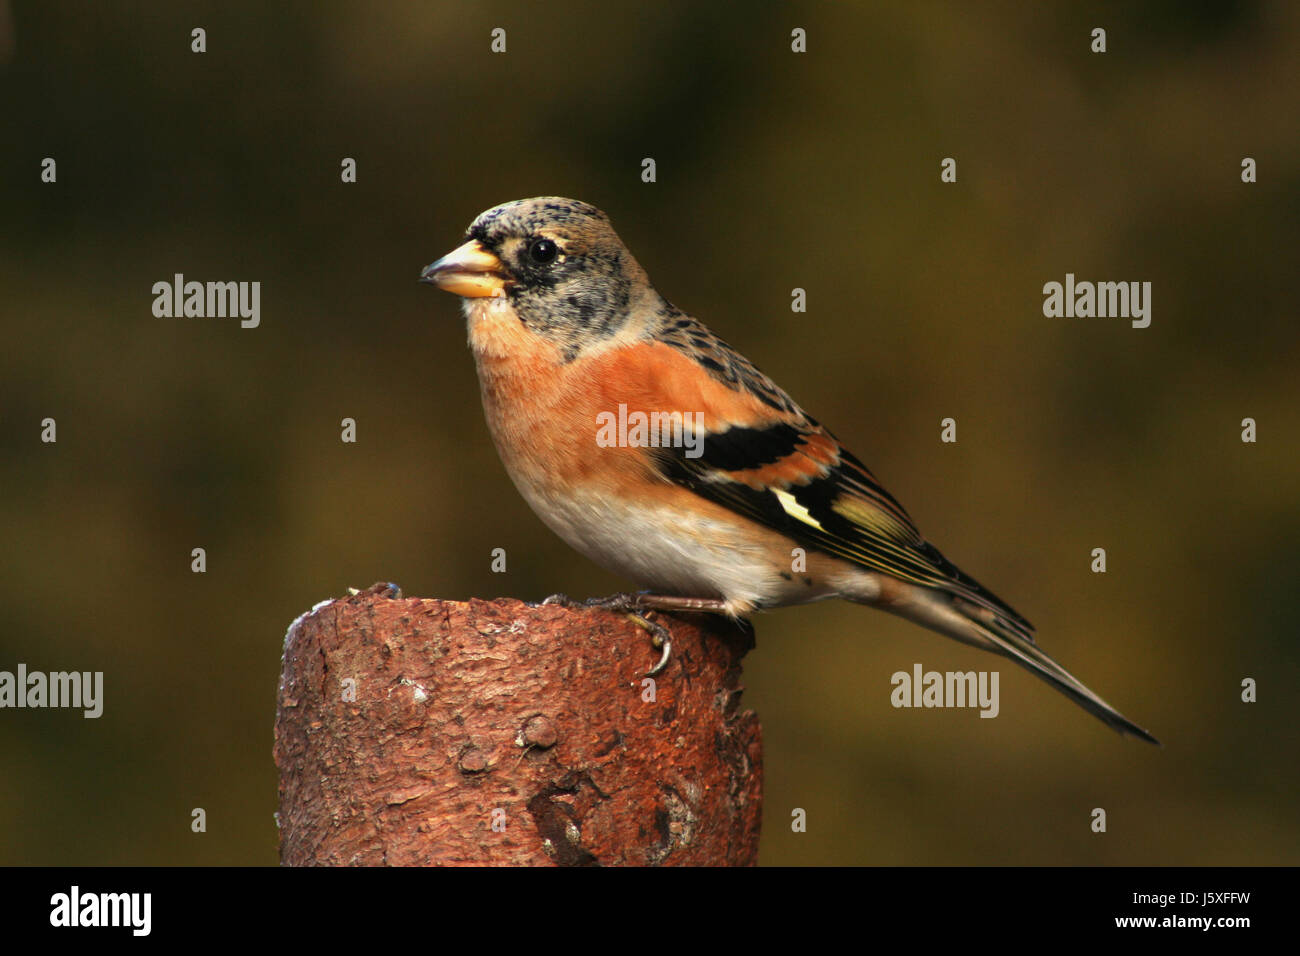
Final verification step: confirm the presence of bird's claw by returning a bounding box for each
[623,611,672,676]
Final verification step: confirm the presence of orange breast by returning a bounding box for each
[468,303,776,485]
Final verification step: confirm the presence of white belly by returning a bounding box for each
[507,475,853,614]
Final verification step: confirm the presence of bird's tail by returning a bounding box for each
[863,583,1160,744]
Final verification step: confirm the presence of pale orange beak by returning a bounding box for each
[420,239,508,298]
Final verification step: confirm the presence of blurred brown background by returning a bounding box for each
[1,1,1297,865]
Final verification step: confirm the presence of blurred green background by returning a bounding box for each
[2,1,1297,865]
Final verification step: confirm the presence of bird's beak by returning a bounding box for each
[420,239,508,298]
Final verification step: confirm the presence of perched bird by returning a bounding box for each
[421,197,1157,744]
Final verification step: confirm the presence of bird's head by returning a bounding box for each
[421,197,655,355]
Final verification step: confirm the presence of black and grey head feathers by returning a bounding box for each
[464,197,651,350]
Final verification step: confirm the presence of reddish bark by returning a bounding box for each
[274,584,763,866]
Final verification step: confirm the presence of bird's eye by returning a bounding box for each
[528,238,558,265]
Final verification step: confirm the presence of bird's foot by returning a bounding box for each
[583,591,651,612]
[539,591,645,611]
[538,592,672,674]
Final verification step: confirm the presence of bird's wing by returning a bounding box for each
[636,317,1036,639]
[657,416,1035,635]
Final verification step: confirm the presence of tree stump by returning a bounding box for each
[274,583,763,865]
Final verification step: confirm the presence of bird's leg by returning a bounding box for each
[539,591,730,614]
[537,591,732,675]
[615,593,733,614]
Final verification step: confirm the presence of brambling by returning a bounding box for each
[421,197,1157,744]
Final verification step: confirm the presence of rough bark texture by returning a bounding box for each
[274,583,763,866]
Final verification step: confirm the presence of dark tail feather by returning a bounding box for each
[976,612,1160,745]
[864,585,1160,744]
